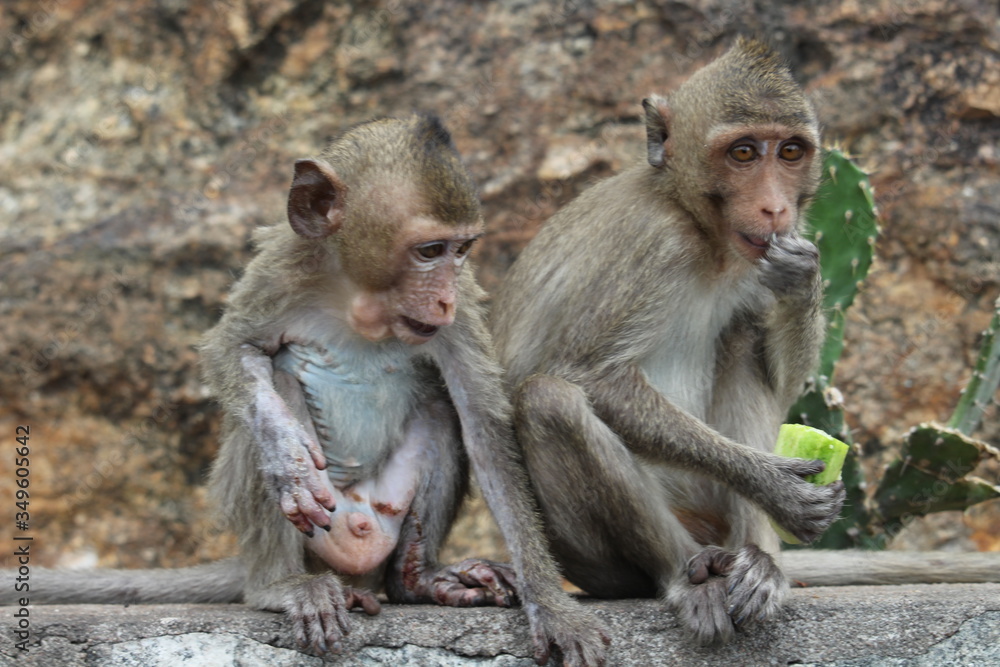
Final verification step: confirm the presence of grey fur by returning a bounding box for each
[490,39,841,646]
[1,559,246,605]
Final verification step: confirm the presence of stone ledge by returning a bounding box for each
[3,584,999,666]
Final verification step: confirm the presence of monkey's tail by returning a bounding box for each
[0,557,247,605]
[781,550,1000,586]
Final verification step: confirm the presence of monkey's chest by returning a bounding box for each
[640,288,747,419]
[641,341,718,420]
[273,342,421,485]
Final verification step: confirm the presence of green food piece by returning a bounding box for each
[771,423,850,543]
[774,423,849,483]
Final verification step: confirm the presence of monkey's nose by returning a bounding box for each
[347,512,372,538]
[438,299,454,319]
[761,204,789,228]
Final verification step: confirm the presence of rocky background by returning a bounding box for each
[0,0,998,572]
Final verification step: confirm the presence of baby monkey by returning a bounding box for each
[13,115,609,666]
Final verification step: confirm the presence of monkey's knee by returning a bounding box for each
[514,373,589,434]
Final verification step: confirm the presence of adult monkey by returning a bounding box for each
[11,116,609,665]
[491,38,845,645]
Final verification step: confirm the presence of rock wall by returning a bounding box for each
[0,0,998,571]
[4,585,1000,666]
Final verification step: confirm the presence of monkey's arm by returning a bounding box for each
[201,315,335,535]
[758,234,826,406]
[586,365,843,544]
[432,278,610,667]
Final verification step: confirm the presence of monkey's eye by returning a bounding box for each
[729,144,757,163]
[455,239,476,257]
[780,142,805,161]
[416,242,446,260]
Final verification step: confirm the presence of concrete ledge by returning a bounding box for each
[4,584,999,666]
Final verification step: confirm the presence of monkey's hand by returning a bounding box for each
[763,458,846,544]
[524,596,612,667]
[758,234,819,300]
[254,409,336,536]
[421,558,519,607]
[271,573,380,655]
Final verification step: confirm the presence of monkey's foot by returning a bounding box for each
[725,544,787,629]
[277,573,380,655]
[524,598,612,667]
[423,558,519,607]
[667,574,734,646]
[686,545,736,584]
[672,544,788,644]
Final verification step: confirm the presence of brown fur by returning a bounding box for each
[491,38,842,646]
[200,114,609,662]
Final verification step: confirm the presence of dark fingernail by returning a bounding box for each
[322,524,331,532]
[305,529,315,538]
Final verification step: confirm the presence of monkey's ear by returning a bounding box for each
[642,96,674,168]
[288,159,347,239]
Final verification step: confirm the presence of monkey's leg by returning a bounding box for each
[234,369,380,656]
[518,374,752,644]
[515,374,702,593]
[704,341,793,635]
[385,399,519,608]
[689,235,825,631]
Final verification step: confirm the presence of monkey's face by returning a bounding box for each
[346,218,482,346]
[705,123,819,263]
[286,147,485,346]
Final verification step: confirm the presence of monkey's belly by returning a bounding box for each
[305,407,430,574]
[274,341,433,574]
[308,479,410,575]
[273,341,421,485]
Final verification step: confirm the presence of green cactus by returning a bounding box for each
[803,149,879,389]
[782,152,1000,550]
[870,298,1000,538]
[789,148,878,438]
[948,297,1000,436]
[873,424,1000,537]
[785,148,879,548]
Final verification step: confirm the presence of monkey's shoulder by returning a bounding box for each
[533,172,697,267]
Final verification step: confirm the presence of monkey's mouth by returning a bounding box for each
[738,232,771,251]
[737,232,774,259]
[401,317,439,339]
